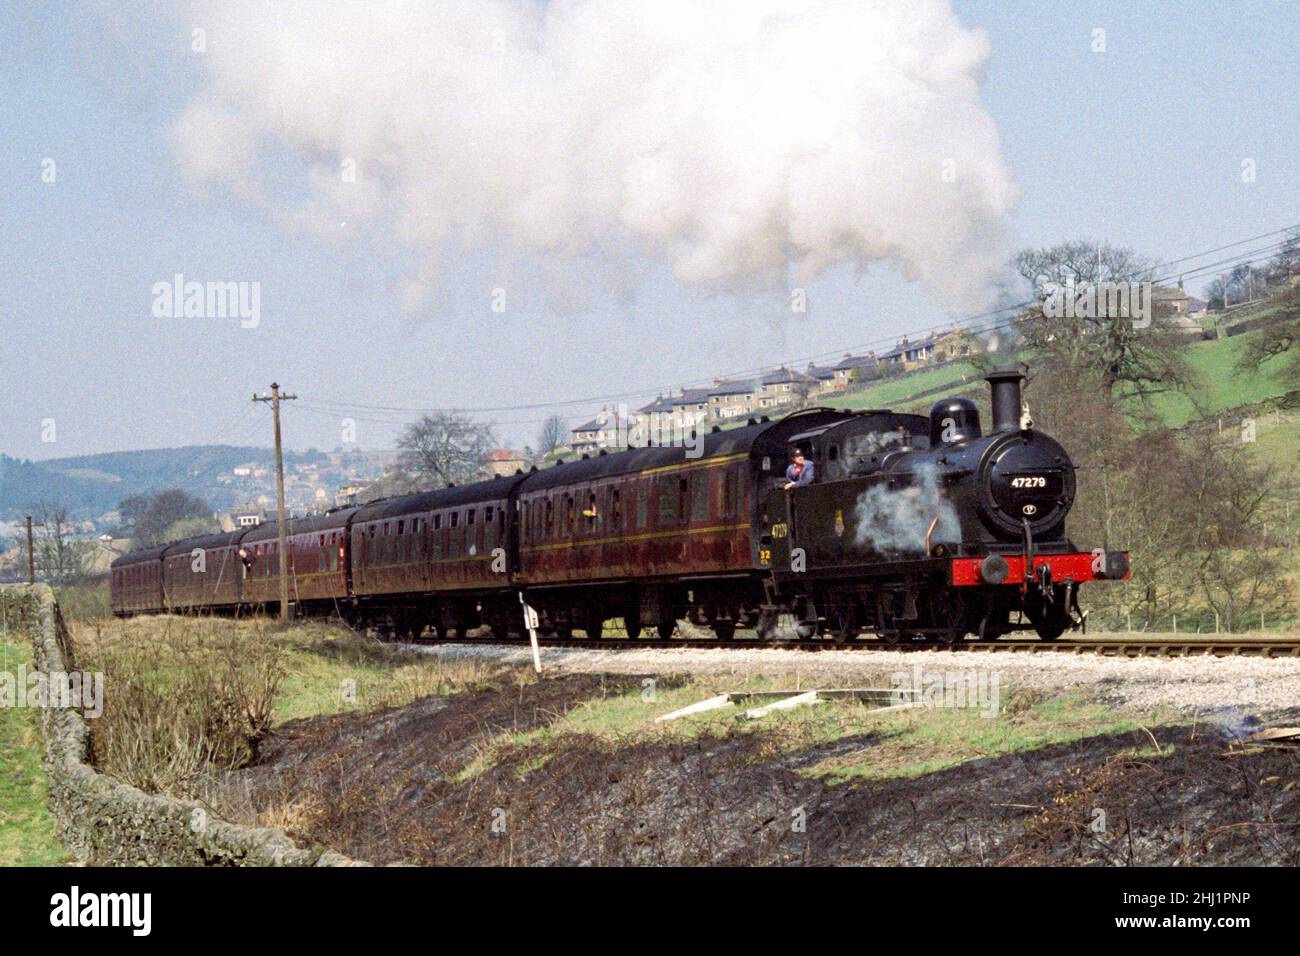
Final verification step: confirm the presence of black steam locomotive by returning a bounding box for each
[759,370,1129,642]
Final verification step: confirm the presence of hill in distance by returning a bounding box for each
[0,445,328,520]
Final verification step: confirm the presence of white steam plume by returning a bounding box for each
[173,0,1017,307]
[852,463,959,556]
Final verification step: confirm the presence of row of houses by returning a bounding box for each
[570,328,979,452]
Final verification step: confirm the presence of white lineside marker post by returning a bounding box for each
[520,592,542,673]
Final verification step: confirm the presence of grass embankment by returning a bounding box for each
[0,634,70,865]
[207,654,1202,865]
[456,671,1168,786]
[70,615,505,795]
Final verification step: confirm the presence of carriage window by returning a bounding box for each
[485,505,494,524]
[544,497,554,534]
[692,473,709,520]
[564,495,575,531]
[611,489,622,528]
[658,479,676,523]
[828,444,839,461]
[678,477,690,523]
[585,492,598,530]
[451,511,459,528]
[636,486,647,528]
[434,513,442,530]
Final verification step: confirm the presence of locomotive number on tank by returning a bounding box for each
[1010,476,1048,488]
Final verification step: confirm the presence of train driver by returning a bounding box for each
[783,448,815,490]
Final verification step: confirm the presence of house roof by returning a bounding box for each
[673,387,712,406]
[758,367,815,386]
[708,380,757,397]
[832,353,879,371]
[636,396,675,414]
[572,419,603,434]
[880,336,935,361]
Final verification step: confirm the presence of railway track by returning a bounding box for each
[412,635,1300,658]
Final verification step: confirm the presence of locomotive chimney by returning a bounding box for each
[986,370,1025,433]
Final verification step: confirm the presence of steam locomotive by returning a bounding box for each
[111,370,1129,643]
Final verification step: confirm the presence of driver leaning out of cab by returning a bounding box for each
[783,448,814,490]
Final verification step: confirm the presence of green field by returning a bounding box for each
[836,362,981,412]
[1138,330,1294,428]
[0,636,69,865]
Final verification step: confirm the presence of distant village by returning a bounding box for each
[568,286,1207,454]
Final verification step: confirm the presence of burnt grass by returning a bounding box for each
[209,674,1300,866]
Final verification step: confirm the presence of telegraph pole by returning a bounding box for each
[25,516,35,584]
[253,383,297,622]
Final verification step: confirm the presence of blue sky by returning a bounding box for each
[1,0,1296,461]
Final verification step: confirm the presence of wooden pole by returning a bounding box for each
[254,383,297,622]
[26,516,35,584]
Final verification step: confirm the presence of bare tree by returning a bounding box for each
[1012,240,1193,399]
[133,489,212,547]
[1235,280,1300,389]
[31,502,96,585]
[537,414,568,457]
[397,412,497,487]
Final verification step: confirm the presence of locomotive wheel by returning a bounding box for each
[712,619,736,641]
[584,613,604,640]
[876,594,904,644]
[623,614,642,640]
[829,603,861,644]
[1025,593,1068,641]
[930,591,967,646]
[1030,614,1067,641]
[656,619,676,639]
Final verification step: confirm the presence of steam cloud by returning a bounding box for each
[173,0,1017,307]
[853,462,959,555]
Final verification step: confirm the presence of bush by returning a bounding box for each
[79,620,283,795]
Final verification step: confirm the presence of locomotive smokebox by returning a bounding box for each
[986,370,1025,433]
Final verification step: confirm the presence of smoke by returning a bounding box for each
[169,0,1016,307]
[852,462,959,556]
